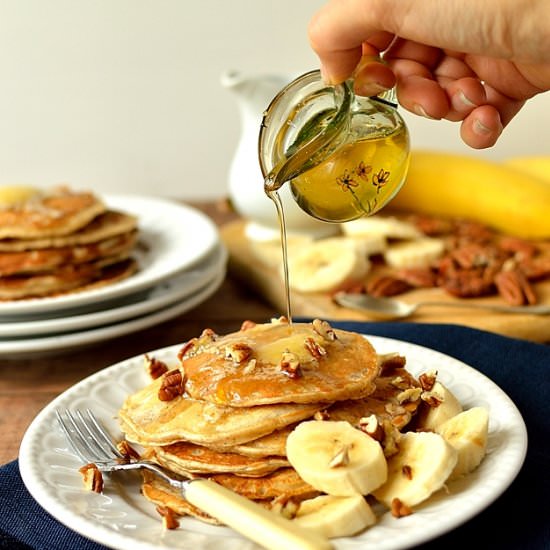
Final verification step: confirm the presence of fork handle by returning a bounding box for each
[184,478,332,550]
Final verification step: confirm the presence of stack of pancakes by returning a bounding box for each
[118,318,423,524]
[0,186,139,300]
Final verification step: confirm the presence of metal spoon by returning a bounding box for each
[334,291,550,321]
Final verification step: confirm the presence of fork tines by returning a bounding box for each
[56,409,123,464]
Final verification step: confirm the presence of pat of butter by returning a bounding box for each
[0,185,40,206]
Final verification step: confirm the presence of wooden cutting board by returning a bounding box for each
[221,219,550,344]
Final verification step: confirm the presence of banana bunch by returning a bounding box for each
[388,150,550,239]
[285,381,489,538]
[503,154,550,184]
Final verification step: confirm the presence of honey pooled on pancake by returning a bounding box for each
[179,317,380,407]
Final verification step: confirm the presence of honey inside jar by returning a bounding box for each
[260,70,410,223]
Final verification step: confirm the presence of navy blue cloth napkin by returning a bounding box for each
[1,322,549,550]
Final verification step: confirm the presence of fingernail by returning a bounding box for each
[473,118,492,135]
[354,81,390,97]
[452,90,477,111]
[413,104,438,120]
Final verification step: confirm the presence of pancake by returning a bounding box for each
[180,318,380,407]
[141,472,223,525]
[0,186,106,239]
[0,210,137,252]
[118,374,323,447]
[216,426,293,458]
[0,230,137,276]
[150,441,289,477]
[0,254,136,300]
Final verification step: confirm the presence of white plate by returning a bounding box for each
[0,195,220,317]
[0,267,225,358]
[19,335,527,550]
[0,244,227,337]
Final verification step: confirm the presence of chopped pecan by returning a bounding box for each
[158,369,186,401]
[312,318,337,341]
[240,319,257,331]
[366,275,412,297]
[394,267,437,288]
[280,350,302,379]
[518,254,550,281]
[358,414,384,442]
[177,338,198,361]
[412,215,454,236]
[378,353,407,374]
[313,409,331,421]
[494,268,537,306]
[418,370,437,392]
[225,342,253,363]
[144,354,169,380]
[497,236,538,260]
[328,444,350,468]
[304,337,327,359]
[79,463,103,493]
[396,387,422,404]
[421,390,443,408]
[116,440,140,461]
[391,497,413,518]
[271,496,299,519]
[156,506,180,530]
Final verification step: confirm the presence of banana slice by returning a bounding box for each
[383,237,445,269]
[372,431,458,508]
[341,216,422,240]
[415,381,463,431]
[249,234,315,269]
[285,237,370,293]
[436,406,489,481]
[286,420,387,496]
[0,185,40,206]
[293,494,377,538]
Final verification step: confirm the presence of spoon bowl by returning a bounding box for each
[333,292,550,320]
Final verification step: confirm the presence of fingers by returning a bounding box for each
[308,0,390,84]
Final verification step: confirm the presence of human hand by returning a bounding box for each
[308,0,550,148]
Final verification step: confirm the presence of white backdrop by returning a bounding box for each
[0,0,548,200]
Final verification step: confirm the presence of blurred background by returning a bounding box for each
[0,0,548,200]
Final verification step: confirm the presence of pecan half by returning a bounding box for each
[280,350,302,379]
[304,337,327,359]
[158,369,186,401]
[366,275,412,297]
[312,318,337,341]
[494,268,537,305]
[225,342,253,363]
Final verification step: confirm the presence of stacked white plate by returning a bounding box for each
[0,194,227,358]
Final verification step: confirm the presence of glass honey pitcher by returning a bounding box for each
[259,69,410,223]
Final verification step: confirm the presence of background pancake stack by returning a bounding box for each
[0,188,226,359]
[0,185,139,300]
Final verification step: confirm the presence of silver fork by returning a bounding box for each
[55,409,330,550]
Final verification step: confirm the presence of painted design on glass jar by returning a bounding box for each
[336,162,391,195]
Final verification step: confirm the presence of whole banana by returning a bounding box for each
[388,150,550,239]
